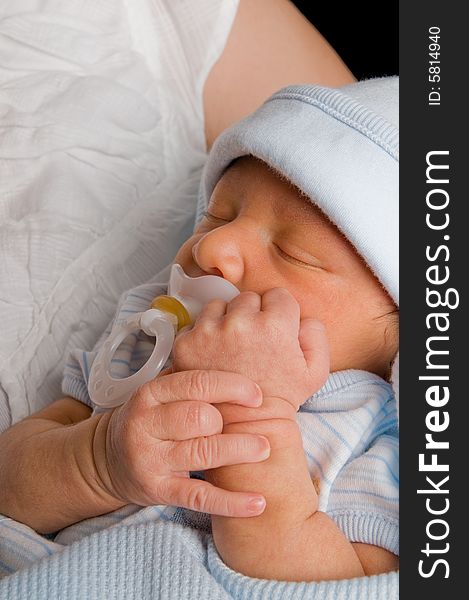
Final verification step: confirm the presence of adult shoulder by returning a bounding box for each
[203,0,355,150]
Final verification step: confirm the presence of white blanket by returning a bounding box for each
[0,0,239,431]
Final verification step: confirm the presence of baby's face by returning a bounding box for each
[174,156,397,377]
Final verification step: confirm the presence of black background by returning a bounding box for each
[400,0,466,595]
[291,1,398,79]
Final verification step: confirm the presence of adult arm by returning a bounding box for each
[0,371,270,534]
[204,0,355,149]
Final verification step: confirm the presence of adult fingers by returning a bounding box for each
[159,477,266,517]
[163,432,270,472]
[149,400,223,441]
[142,370,263,408]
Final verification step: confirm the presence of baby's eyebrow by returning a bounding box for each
[213,160,322,227]
[270,188,319,225]
[208,189,237,212]
[210,168,246,209]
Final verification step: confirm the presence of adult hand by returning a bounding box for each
[94,370,270,517]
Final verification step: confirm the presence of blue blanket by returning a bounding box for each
[0,519,398,600]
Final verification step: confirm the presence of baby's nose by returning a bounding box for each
[192,227,246,286]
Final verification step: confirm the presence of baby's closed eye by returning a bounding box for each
[273,242,324,270]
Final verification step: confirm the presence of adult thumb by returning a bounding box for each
[298,319,330,388]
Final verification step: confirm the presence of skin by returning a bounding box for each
[204,0,355,149]
[169,156,399,580]
[0,372,270,533]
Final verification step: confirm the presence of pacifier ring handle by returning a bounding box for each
[89,310,175,408]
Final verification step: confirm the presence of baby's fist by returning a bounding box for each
[172,288,330,412]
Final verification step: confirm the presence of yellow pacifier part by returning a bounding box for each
[151,295,192,331]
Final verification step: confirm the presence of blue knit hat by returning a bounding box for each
[198,76,399,306]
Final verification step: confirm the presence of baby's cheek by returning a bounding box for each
[172,233,203,270]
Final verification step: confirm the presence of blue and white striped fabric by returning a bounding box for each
[0,275,399,578]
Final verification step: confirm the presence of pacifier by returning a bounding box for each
[88,264,239,408]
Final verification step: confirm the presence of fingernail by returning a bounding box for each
[257,436,270,459]
[247,496,266,515]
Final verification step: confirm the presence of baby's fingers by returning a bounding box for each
[225,291,261,315]
[261,287,300,322]
[193,298,227,324]
[299,318,330,388]
[159,477,266,517]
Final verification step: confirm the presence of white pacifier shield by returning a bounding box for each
[168,264,239,317]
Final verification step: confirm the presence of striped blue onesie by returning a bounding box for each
[0,271,399,579]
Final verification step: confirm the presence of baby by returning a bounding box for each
[0,77,399,584]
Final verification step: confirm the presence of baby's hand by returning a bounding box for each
[172,290,330,577]
[172,288,330,417]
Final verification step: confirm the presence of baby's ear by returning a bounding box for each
[298,319,330,390]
